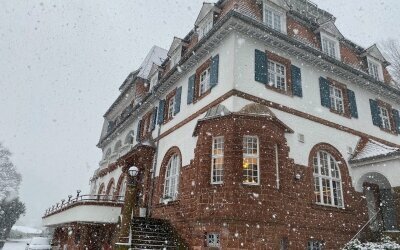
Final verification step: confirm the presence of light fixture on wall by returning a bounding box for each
[129,166,139,177]
[295,173,301,180]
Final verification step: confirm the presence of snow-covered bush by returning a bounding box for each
[344,236,400,250]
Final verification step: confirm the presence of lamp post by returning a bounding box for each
[116,166,140,249]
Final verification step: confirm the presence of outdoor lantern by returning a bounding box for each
[76,190,81,198]
[129,166,139,177]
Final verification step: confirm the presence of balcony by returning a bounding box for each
[42,194,124,227]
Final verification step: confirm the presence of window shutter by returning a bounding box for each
[369,99,382,127]
[319,77,331,108]
[291,65,302,97]
[187,74,196,104]
[255,49,268,84]
[157,100,166,125]
[151,107,157,131]
[392,109,400,134]
[347,89,358,118]
[174,86,182,115]
[136,120,142,142]
[210,55,219,87]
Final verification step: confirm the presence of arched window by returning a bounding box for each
[125,131,135,145]
[118,177,127,201]
[104,149,112,160]
[164,154,180,200]
[313,151,343,207]
[106,179,115,200]
[98,183,105,196]
[114,140,122,153]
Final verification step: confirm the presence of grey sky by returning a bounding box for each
[0,0,399,227]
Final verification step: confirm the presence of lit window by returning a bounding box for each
[313,151,343,207]
[329,86,344,113]
[200,67,211,95]
[379,106,391,130]
[308,241,324,250]
[264,4,283,32]
[211,137,224,184]
[167,95,176,120]
[268,60,286,91]
[367,58,383,81]
[243,136,259,185]
[321,35,339,59]
[164,154,180,200]
[207,233,220,248]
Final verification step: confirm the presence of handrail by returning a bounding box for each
[43,194,125,217]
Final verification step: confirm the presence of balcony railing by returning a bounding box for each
[43,194,124,217]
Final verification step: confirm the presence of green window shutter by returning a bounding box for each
[347,89,358,118]
[392,109,400,134]
[291,65,302,97]
[255,49,268,84]
[187,74,196,104]
[136,120,142,142]
[210,55,219,87]
[174,86,182,115]
[369,99,382,127]
[157,99,166,125]
[151,107,157,131]
[319,77,331,108]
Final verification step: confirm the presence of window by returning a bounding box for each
[164,154,180,200]
[149,72,158,90]
[367,58,383,81]
[118,177,127,201]
[207,233,220,248]
[321,34,339,59]
[308,241,324,250]
[125,131,134,145]
[114,140,122,153]
[268,60,286,91]
[211,137,224,184]
[313,151,343,207]
[329,85,344,113]
[243,136,259,185]
[379,106,391,130]
[200,67,211,96]
[170,50,181,68]
[198,18,213,39]
[166,94,176,121]
[263,3,285,33]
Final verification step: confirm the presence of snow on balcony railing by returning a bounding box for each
[43,194,124,217]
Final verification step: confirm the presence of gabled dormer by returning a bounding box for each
[195,3,221,40]
[148,63,162,92]
[362,44,389,82]
[262,0,289,34]
[315,20,343,60]
[167,37,186,69]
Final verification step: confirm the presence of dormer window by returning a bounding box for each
[198,17,213,40]
[149,72,158,90]
[263,2,286,33]
[367,57,383,81]
[321,33,340,59]
[170,49,181,69]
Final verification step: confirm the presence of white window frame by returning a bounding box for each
[313,151,344,208]
[379,106,391,130]
[170,48,181,69]
[207,233,220,248]
[329,85,344,113]
[149,72,158,90]
[198,14,214,40]
[367,57,384,81]
[242,136,260,185]
[263,2,286,34]
[118,177,127,201]
[163,154,180,200]
[308,241,323,250]
[321,33,341,60]
[167,95,176,120]
[211,136,224,184]
[268,60,287,91]
[199,67,211,95]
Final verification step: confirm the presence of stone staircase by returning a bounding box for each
[130,217,187,249]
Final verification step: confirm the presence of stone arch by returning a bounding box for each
[157,146,182,201]
[98,183,105,196]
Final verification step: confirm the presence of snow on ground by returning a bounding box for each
[12,225,43,234]
[3,239,30,250]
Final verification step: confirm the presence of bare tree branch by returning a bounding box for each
[381,39,400,88]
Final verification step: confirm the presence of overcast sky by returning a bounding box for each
[0,0,399,228]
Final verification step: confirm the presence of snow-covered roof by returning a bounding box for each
[351,140,400,162]
[137,46,168,79]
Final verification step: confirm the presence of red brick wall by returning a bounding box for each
[340,43,363,68]
[151,115,368,249]
[287,16,320,49]
[135,78,149,99]
[219,0,262,21]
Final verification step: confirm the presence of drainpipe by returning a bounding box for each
[147,102,162,217]
[275,144,280,190]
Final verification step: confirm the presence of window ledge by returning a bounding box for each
[242,182,260,186]
[157,198,180,207]
[311,203,354,214]
[194,88,212,104]
[265,84,292,97]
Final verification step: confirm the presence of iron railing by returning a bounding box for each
[43,194,124,217]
